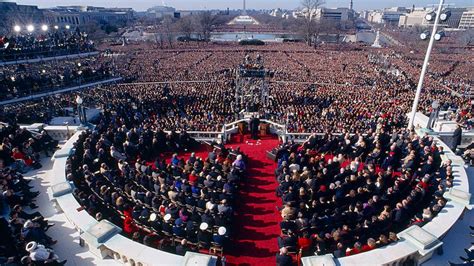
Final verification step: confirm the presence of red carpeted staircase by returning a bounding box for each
[224,134,281,266]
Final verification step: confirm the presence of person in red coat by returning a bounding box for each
[361,238,377,252]
[12,147,33,166]
[123,216,138,236]
[297,231,312,254]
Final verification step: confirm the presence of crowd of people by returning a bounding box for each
[0,124,63,265]
[2,41,471,133]
[273,128,451,260]
[67,106,247,257]
[0,29,94,62]
[0,30,471,264]
[0,56,114,101]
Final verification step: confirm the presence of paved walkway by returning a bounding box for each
[24,156,121,266]
[424,166,474,265]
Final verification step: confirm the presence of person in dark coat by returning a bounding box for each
[175,239,190,255]
[453,125,462,151]
[250,116,260,140]
[276,247,294,266]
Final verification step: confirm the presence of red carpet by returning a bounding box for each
[224,134,282,266]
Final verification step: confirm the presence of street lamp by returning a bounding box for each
[434,31,445,41]
[440,10,451,21]
[65,25,70,30]
[425,11,436,21]
[13,25,21,33]
[420,31,430,40]
[41,24,48,32]
[54,25,59,30]
[407,0,445,129]
[26,25,34,33]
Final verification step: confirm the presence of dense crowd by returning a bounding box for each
[274,128,451,260]
[0,56,114,101]
[4,42,471,132]
[67,107,247,256]
[0,30,94,62]
[0,124,63,265]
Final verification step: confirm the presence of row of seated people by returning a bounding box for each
[0,57,114,101]
[0,30,94,62]
[67,119,247,257]
[0,125,58,173]
[0,124,64,265]
[273,127,452,265]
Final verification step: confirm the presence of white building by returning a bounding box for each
[270,8,283,17]
[367,9,405,25]
[292,7,354,22]
[459,9,474,29]
[398,7,469,29]
[146,5,176,19]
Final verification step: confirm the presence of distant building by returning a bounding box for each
[398,7,468,29]
[0,2,47,34]
[45,6,134,26]
[459,9,474,29]
[292,7,354,22]
[398,8,428,27]
[270,8,283,18]
[367,8,406,25]
[228,0,260,25]
[146,5,177,19]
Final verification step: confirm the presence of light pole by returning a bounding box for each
[407,0,445,129]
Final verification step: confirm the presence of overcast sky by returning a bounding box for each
[11,0,474,11]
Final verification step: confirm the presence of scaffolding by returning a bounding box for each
[234,54,270,116]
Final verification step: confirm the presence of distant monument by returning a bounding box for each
[372,30,382,48]
[228,0,260,25]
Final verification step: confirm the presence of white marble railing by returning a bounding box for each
[301,134,472,266]
[48,130,217,266]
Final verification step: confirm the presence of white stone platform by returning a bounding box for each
[23,156,122,265]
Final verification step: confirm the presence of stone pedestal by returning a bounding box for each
[301,254,336,266]
[81,219,122,254]
[51,181,73,197]
[181,252,217,266]
[397,225,443,265]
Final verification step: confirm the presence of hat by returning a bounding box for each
[218,226,226,236]
[24,220,34,228]
[25,241,37,252]
[164,214,171,222]
[149,213,157,222]
[175,218,183,226]
[199,222,209,231]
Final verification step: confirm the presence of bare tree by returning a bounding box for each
[162,16,174,48]
[300,0,325,46]
[154,21,165,49]
[197,11,217,42]
[176,16,194,39]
